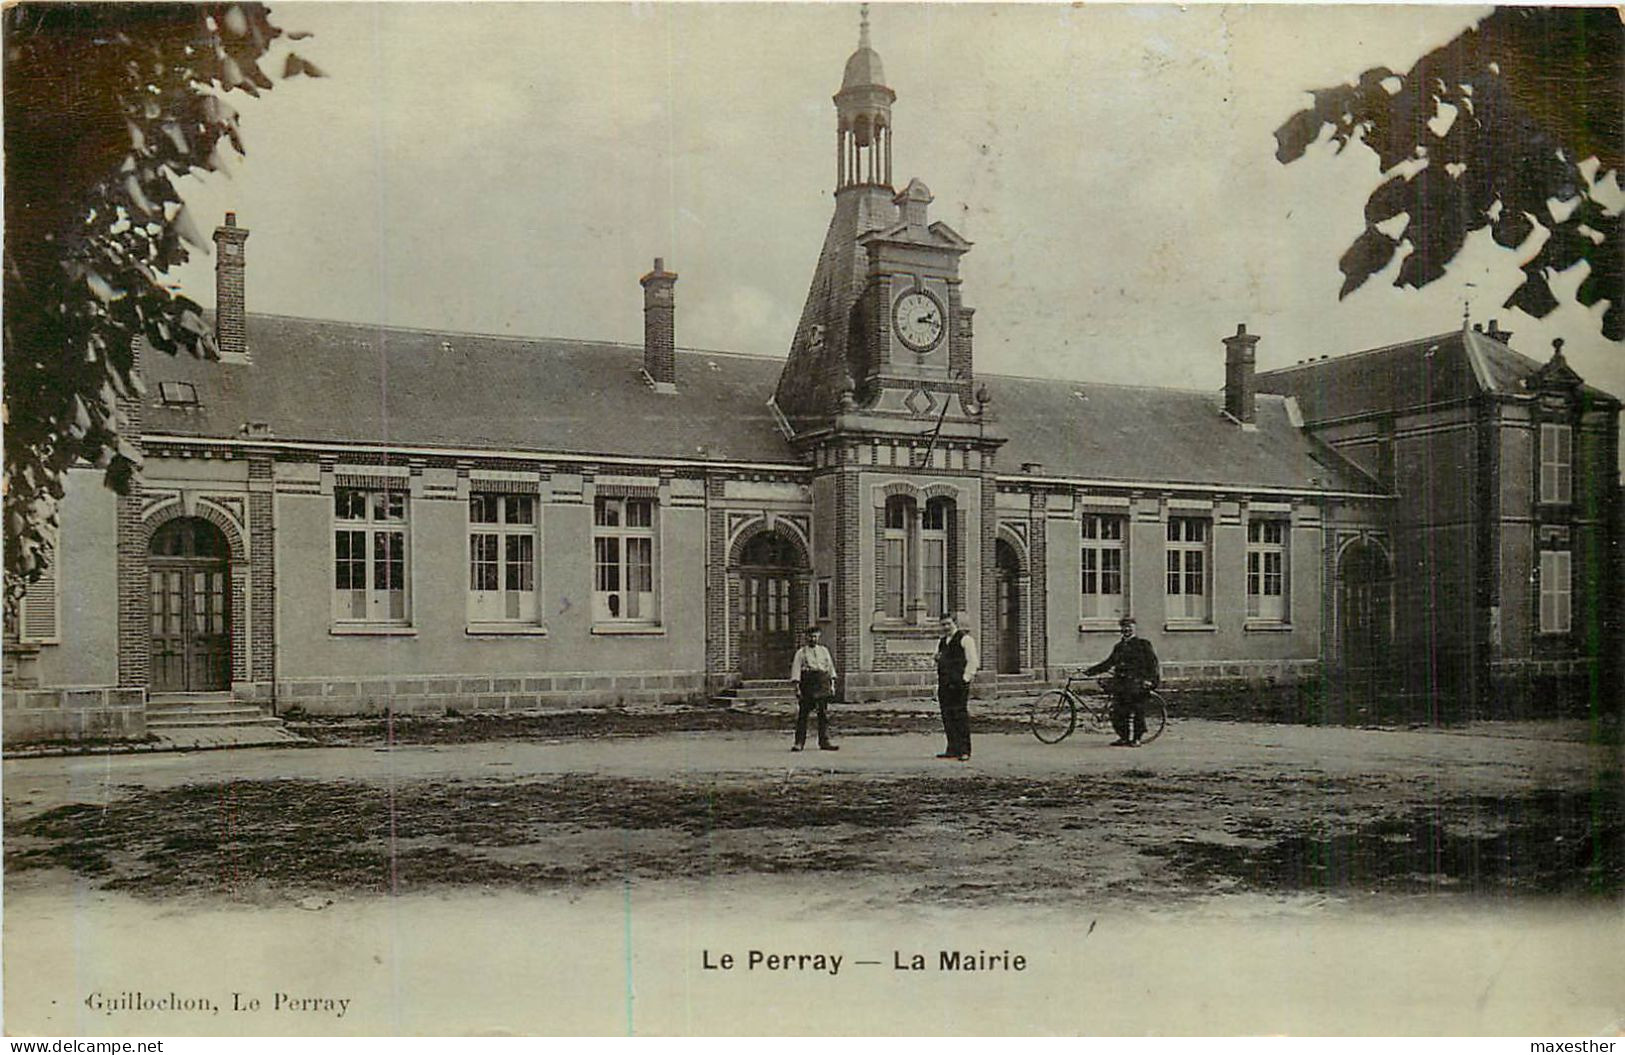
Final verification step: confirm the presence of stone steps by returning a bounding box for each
[145,693,301,742]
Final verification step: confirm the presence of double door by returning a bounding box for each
[150,562,230,692]
[739,569,797,680]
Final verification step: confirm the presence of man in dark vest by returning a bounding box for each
[934,611,980,760]
[1085,615,1161,746]
[788,625,839,751]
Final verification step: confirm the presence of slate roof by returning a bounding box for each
[143,314,795,464]
[142,312,1380,495]
[1254,328,1620,424]
[983,376,1378,494]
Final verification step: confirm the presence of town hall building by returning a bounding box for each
[6,17,1618,742]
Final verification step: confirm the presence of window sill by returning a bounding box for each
[330,624,417,637]
[870,621,942,635]
[1244,620,1294,633]
[1078,620,1125,633]
[466,624,549,638]
[590,623,665,636]
[1163,622,1217,633]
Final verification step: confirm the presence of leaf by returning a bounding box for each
[1504,273,1560,318]
[123,174,155,216]
[283,53,326,78]
[1490,207,1534,249]
[1363,175,1413,226]
[1337,228,1398,298]
[172,205,208,251]
[85,271,124,303]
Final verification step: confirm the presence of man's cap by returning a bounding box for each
[805,625,822,635]
[1119,615,1137,627]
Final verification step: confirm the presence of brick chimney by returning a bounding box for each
[213,212,250,363]
[639,257,678,393]
[1223,323,1259,425]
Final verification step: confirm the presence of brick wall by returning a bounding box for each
[704,474,728,689]
[116,338,147,690]
[834,463,863,675]
[248,455,276,682]
[979,460,999,677]
[1028,490,1048,671]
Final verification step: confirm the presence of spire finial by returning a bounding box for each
[858,3,870,49]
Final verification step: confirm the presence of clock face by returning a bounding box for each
[893,290,945,353]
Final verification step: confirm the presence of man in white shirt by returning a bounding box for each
[934,611,979,760]
[788,625,840,752]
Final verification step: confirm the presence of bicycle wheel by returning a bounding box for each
[1138,691,1168,744]
[1029,690,1076,744]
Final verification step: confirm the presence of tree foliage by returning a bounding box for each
[1276,6,1622,340]
[3,3,318,613]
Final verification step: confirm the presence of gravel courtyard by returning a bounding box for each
[4,710,1621,1035]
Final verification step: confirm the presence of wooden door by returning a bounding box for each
[996,541,1021,674]
[149,519,231,692]
[739,569,796,680]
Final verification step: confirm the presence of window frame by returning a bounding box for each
[1539,549,1572,634]
[1539,423,1573,506]
[921,497,950,620]
[1079,513,1128,625]
[467,493,542,628]
[592,495,658,625]
[1164,515,1211,625]
[331,486,411,627]
[880,495,914,620]
[1245,518,1290,625]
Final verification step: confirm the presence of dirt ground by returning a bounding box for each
[5,711,1620,905]
[4,711,1622,1036]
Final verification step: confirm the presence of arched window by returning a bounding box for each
[878,492,958,621]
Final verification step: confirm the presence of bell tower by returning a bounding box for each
[772,5,903,434]
[835,6,894,192]
[775,7,1006,692]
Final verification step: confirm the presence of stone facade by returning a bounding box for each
[10,18,1614,748]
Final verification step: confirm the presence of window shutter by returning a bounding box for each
[20,563,61,644]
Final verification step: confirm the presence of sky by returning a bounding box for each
[168,2,1623,397]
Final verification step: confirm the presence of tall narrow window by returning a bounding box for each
[1540,424,1573,505]
[921,498,950,619]
[468,494,538,624]
[594,496,656,623]
[1540,550,1572,633]
[333,487,409,624]
[1080,514,1127,621]
[1165,516,1210,623]
[880,496,913,619]
[1246,519,1289,623]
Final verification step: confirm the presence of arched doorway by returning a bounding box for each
[736,532,803,680]
[995,538,1022,674]
[149,517,231,692]
[1338,538,1393,690]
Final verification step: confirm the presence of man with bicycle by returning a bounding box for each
[1084,615,1160,746]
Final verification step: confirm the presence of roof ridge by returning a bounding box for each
[1255,329,1464,376]
[240,311,785,362]
[982,370,1218,395]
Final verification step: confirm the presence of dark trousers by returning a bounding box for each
[795,693,833,746]
[1109,683,1148,743]
[939,679,971,756]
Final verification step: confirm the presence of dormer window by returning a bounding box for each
[158,381,199,407]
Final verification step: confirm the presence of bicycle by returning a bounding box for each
[1029,672,1167,745]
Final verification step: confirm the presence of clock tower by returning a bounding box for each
[772,7,1006,691]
